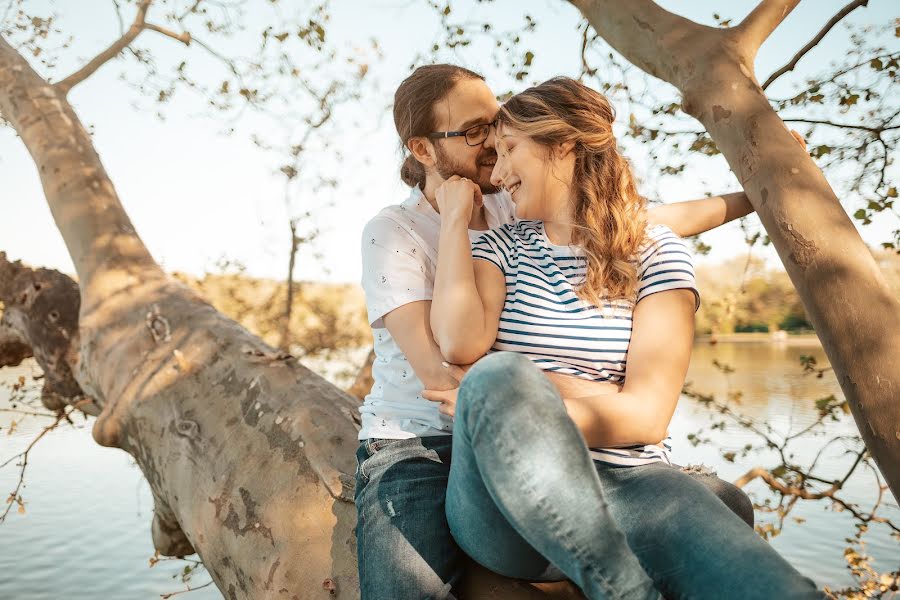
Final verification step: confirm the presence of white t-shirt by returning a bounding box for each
[358,186,517,440]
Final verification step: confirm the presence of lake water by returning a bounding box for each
[1,340,897,598]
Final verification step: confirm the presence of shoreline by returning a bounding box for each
[694,332,821,345]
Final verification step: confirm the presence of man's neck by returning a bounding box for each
[421,177,489,231]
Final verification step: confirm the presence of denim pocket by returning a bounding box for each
[357,438,406,484]
[365,437,405,455]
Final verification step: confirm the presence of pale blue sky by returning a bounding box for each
[1,0,897,283]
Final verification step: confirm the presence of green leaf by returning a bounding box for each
[853,209,868,220]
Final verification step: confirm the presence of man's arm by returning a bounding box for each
[383,300,460,392]
[646,192,753,238]
[646,130,807,237]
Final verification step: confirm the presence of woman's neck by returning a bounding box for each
[543,220,574,246]
[543,200,577,246]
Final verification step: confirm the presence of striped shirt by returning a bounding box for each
[471,221,699,467]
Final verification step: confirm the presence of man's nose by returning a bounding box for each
[483,125,496,150]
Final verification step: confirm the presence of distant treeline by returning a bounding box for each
[694,249,900,335]
[178,248,899,349]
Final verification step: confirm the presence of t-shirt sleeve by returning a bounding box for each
[361,216,432,328]
[471,226,513,276]
[636,226,700,311]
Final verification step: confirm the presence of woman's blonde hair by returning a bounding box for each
[497,77,648,306]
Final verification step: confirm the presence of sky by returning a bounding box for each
[1,0,897,284]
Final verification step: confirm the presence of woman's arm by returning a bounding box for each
[564,287,696,447]
[430,178,506,364]
[646,192,753,238]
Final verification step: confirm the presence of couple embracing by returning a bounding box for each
[356,64,824,599]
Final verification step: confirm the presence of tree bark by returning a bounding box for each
[571,0,900,494]
[0,34,583,599]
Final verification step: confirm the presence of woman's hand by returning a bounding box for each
[422,362,470,418]
[435,175,483,225]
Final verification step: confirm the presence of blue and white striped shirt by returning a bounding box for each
[471,221,699,466]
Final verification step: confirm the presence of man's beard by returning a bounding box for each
[434,143,500,194]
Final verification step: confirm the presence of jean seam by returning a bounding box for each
[358,441,374,483]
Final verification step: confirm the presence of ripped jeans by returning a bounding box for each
[445,352,824,599]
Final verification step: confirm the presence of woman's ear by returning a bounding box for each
[556,140,576,159]
[408,137,436,167]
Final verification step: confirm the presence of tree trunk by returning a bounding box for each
[571,0,900,495]
[0,35,583,599]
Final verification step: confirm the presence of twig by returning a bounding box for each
[782,118,895,133]
[762,0,869,89]
[143,23,192,45]
[0,412,64,523]
[55,0,153,94]
[160,580,214,599]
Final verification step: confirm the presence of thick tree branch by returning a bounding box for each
[573,0,900,499]
[762,0,869,89]
[55,0,153,95]
[567,0,713,88]
[734,0,802,58]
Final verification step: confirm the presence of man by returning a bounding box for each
[356,64,755,600]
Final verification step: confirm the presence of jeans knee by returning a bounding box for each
[464,352,538,388]
[459,352,541,410]
[683,467,754,528]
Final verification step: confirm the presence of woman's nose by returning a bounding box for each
[490,159,504,188]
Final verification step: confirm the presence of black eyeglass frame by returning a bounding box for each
[427,119,498,147]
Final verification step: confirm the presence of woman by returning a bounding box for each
[424,77,823,599]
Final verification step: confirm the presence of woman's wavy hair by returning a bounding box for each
[497,76,648,306]
[393,64,485,188]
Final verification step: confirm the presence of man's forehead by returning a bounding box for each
[435,82,500,129]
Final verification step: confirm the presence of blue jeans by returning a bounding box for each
[356,441,754,596]
[446,352,824,599]
[355,438,756,600]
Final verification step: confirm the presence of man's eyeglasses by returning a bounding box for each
[427,119,497,147]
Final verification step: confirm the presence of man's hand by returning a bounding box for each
[422,362,469,418]
[435,175,483,225]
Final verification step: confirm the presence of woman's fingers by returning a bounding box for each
[789,129,807,150]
